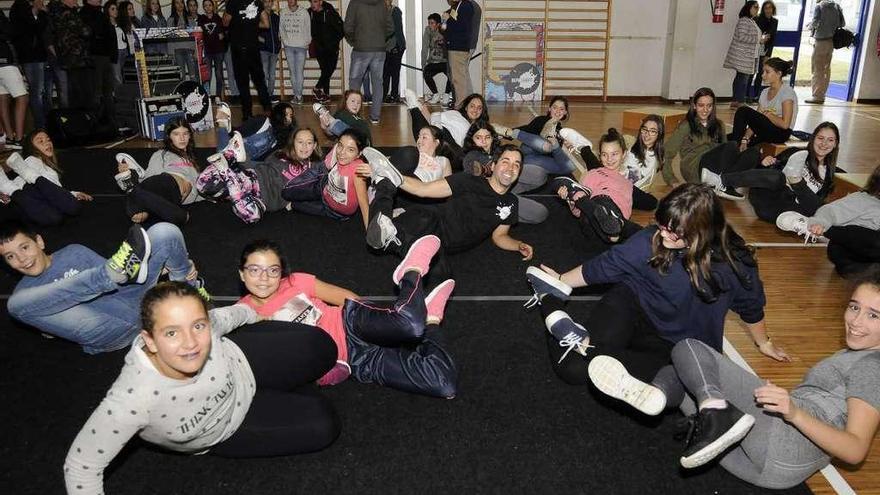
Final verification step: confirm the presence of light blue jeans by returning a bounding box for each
[217,116,276,160]
[22,62,47,129]
[6,223,191,354]
[516,130,576,174]
[348,50,385,121]
[284,46,307,99]
[261,50,279,98]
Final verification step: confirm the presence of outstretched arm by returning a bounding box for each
[491,224,533,260]
[399,175,453,199]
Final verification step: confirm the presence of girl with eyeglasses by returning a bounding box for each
[64,281,340,493]
[236,237,458,397]
[621,115,664,210]
[524,183,788,419]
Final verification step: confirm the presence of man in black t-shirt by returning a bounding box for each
[365,144,534,261]
[223,0,271,120]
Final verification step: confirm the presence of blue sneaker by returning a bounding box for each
[544,310,591,363]
[524,266,572,308]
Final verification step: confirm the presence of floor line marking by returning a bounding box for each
[722,338,853,495]
[0,294,603,302]
[750,242,827,248]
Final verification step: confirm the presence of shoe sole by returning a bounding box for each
[366,213,394,250]
[525,266,572,299]
[715,189,746,201]
[362,148,403,187]
[393,235,441,285]
[550,177,588,200]
[116,153,144,176]
[425,279,455,322]
[680,413,756,469]
[588,355,666,416]
[132,226,152,284]
[593,205,623,236]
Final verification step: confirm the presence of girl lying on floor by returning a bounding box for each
[64,281,340,494]
[236,237,458,397]
[114,118,204,226]
[313,89,373,147]
[1,129,92,226]
[588,274,880,490]
[776,162,880,278]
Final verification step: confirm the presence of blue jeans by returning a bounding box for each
[327,119,350,137]
[348,50,385,121]
[6,223,191,354]
[732,71,751,104]
[22,62,47,129]
[260,50,278,98]
[48,59,68,109]
[204,52,225,97]
[217,118,275,161]
[174,48,199,82]
[283,46,307,98]
[517,130,575,174]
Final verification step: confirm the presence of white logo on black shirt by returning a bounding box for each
[496,204,512,220]
[240,1,259,20]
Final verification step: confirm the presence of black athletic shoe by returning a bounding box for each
[550,176,591,202]
[679,405,756,469]
[107,225,152,284]
[592,198,625,237]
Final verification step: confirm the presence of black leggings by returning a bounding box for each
[314,49,339,95]
[126,173,187,226]
[210,321,340,458]
[731,106,792,146]
[825,226,880,277]
[383,48,404,99]
[229,44,271,120]
[11,177,81,226]
[423,62,452,94]
[702,141,761,176]
[541,284,674,384]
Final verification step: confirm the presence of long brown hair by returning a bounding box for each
[650,184,756,302]
[22,129,61,175]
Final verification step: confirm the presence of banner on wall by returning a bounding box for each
[483,21,545,102]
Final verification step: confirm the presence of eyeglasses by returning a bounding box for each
[243,265,283,278]
[640,126,659,136]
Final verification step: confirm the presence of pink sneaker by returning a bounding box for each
[317,360,351,386]
[392,234,441,285]
[425,279,455,324]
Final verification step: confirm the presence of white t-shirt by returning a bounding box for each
[430,110,471,147]
[782,150,826,193]
[759,85,798,129]
[620,149,657,190]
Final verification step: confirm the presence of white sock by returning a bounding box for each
[698,398,728,411]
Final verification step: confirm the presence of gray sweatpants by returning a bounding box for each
[511,164,549,224]
[653,339,829,489]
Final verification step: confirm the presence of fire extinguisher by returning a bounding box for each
[712,0,725,23]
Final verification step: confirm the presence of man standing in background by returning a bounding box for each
[807,0,844,104]
[344,0,392,124]
[442,0,474,107]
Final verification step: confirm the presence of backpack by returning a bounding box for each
[833,27,857,49]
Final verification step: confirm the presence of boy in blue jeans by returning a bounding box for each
[0,221,202,354]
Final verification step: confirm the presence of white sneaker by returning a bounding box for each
[6,153,40,184]
[0,168,24,195]
[215,101,232,132]
[206,153,230,172]
[427,92,441,104]
[404,89,420,110]
[440,93,453,106]
[700,168,722,188]
[222,131,247,163]
[116,153,147,178]
[775,211,808,236]
[588,355,666,416]
[559,128,592,152]
[312,102,330,118]
[362,147,403,187]
[492,123,513,139]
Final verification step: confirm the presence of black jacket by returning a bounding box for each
[79,3,116,58]
[309,1,343,53]
[10,0,50,63]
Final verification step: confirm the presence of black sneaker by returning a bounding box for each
[592,198,625,237]
[5,139,22,150]
[524,266,572,308]
[715,185,745,201]
[107,225,152,284]
[550,176,591,202]
[679,405,756,469]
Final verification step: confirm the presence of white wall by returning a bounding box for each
[606,0,672,96]
[853,0,880,100]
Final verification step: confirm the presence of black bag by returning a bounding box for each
[47,109,118,148]
[832,27,857,49]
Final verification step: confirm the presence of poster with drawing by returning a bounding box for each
[483,21,545,102]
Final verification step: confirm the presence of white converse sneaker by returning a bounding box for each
[588,355,667,416]
[558,128,592,152]
[700,168,722,188]
[404,89,420,109]
[427,92,441,104]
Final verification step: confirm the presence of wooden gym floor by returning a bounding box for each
[100,97,880,494]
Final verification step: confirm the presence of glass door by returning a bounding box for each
[769,0,807,88]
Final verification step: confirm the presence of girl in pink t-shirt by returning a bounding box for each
[553,127,635,243]
[281,129,372,229]
[236,237,458,398]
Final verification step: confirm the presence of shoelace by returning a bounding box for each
[110,242,139,276]
[523,290,541,309]
[557,332,594,363]
[674,412,704,449]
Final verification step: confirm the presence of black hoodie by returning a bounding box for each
[308,0,343,53]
